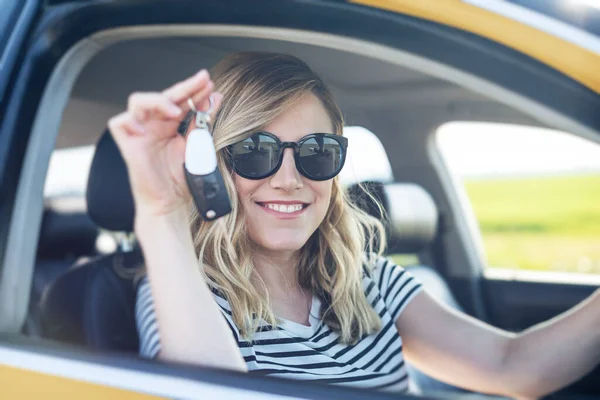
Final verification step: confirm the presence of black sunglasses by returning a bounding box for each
[227,131,348,181]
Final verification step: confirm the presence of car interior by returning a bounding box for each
[9,25,600,398]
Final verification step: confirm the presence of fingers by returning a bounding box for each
[186,80,215,113]
[110,70,221,140]
[163,69,211,105]
[128,92,182,122]
[109,112,146,137]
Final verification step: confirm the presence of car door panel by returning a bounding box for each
[0,334,421,400]
[484,279,596,331]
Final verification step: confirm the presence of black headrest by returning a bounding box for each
[87,130,135,232]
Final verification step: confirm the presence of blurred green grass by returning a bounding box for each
[464,174,600,273]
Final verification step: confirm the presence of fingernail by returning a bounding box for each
[196,69,208,78]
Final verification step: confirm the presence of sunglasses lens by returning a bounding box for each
[298,137,344,180]
[230,133,280,178]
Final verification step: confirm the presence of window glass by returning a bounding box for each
[44,145,95,198]
[437,122,600,275]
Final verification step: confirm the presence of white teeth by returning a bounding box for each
[264,203,304,213]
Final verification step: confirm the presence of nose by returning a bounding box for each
[269,148,303,191]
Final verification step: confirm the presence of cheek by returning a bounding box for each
[234,175,256,198]
[234,175,260,213]
[311,181,333,216]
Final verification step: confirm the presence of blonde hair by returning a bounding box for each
[191,52,386,343]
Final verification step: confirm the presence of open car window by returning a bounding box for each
[437,121,600,279]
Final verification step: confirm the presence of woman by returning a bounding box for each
[108,52,600,398]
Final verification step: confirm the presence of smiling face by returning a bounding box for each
[234,92,334,257]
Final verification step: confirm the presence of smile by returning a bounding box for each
[255,202,309,215]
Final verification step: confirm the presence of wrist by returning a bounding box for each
[134,205,191,238]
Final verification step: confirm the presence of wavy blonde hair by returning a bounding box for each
[190,52,386,343]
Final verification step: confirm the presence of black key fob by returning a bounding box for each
[184,166,231,221]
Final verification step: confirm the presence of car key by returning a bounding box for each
[182,96,232,221]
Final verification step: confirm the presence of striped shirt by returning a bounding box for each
[135,257,422,393]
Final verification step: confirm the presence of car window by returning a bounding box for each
[44,145,95,198]
[437,121,600,277]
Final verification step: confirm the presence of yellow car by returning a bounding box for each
[1,0,599,398]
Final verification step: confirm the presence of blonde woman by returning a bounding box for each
[108,52,600,398]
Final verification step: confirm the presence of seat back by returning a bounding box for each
[28,199,99,336]
[40,249,142,351]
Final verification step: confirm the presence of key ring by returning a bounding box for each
[187,95,214,114]
[178,95,215,136]
[188,95,214,130]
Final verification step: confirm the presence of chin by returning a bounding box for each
[254,231,311,253]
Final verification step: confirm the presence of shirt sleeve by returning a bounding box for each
[373,257,423,322]
[135,275,242,359]
[135,275,161,358]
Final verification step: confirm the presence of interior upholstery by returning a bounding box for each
[39,249,142,351]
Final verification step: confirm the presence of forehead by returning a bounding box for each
[262,93,334,142]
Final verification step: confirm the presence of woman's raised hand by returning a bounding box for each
[108,70,222,219]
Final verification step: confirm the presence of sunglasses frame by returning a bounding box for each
[227,131,348,181]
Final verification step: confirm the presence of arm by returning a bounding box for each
[397,289,600,398]
[135,209,247,371]
[107,69,245,371]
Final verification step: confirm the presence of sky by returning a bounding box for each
[44,123,600,197]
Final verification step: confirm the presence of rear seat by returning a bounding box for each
[41,130,466,394]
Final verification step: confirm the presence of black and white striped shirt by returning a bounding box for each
[136,257,422,393]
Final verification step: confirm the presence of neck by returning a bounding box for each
[251,247,303,298]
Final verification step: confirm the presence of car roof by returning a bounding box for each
[349,0,600,93]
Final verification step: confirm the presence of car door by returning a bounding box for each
[0,0,40,261]
[428,0,600,396]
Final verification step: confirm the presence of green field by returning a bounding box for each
[464,174,600,273]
